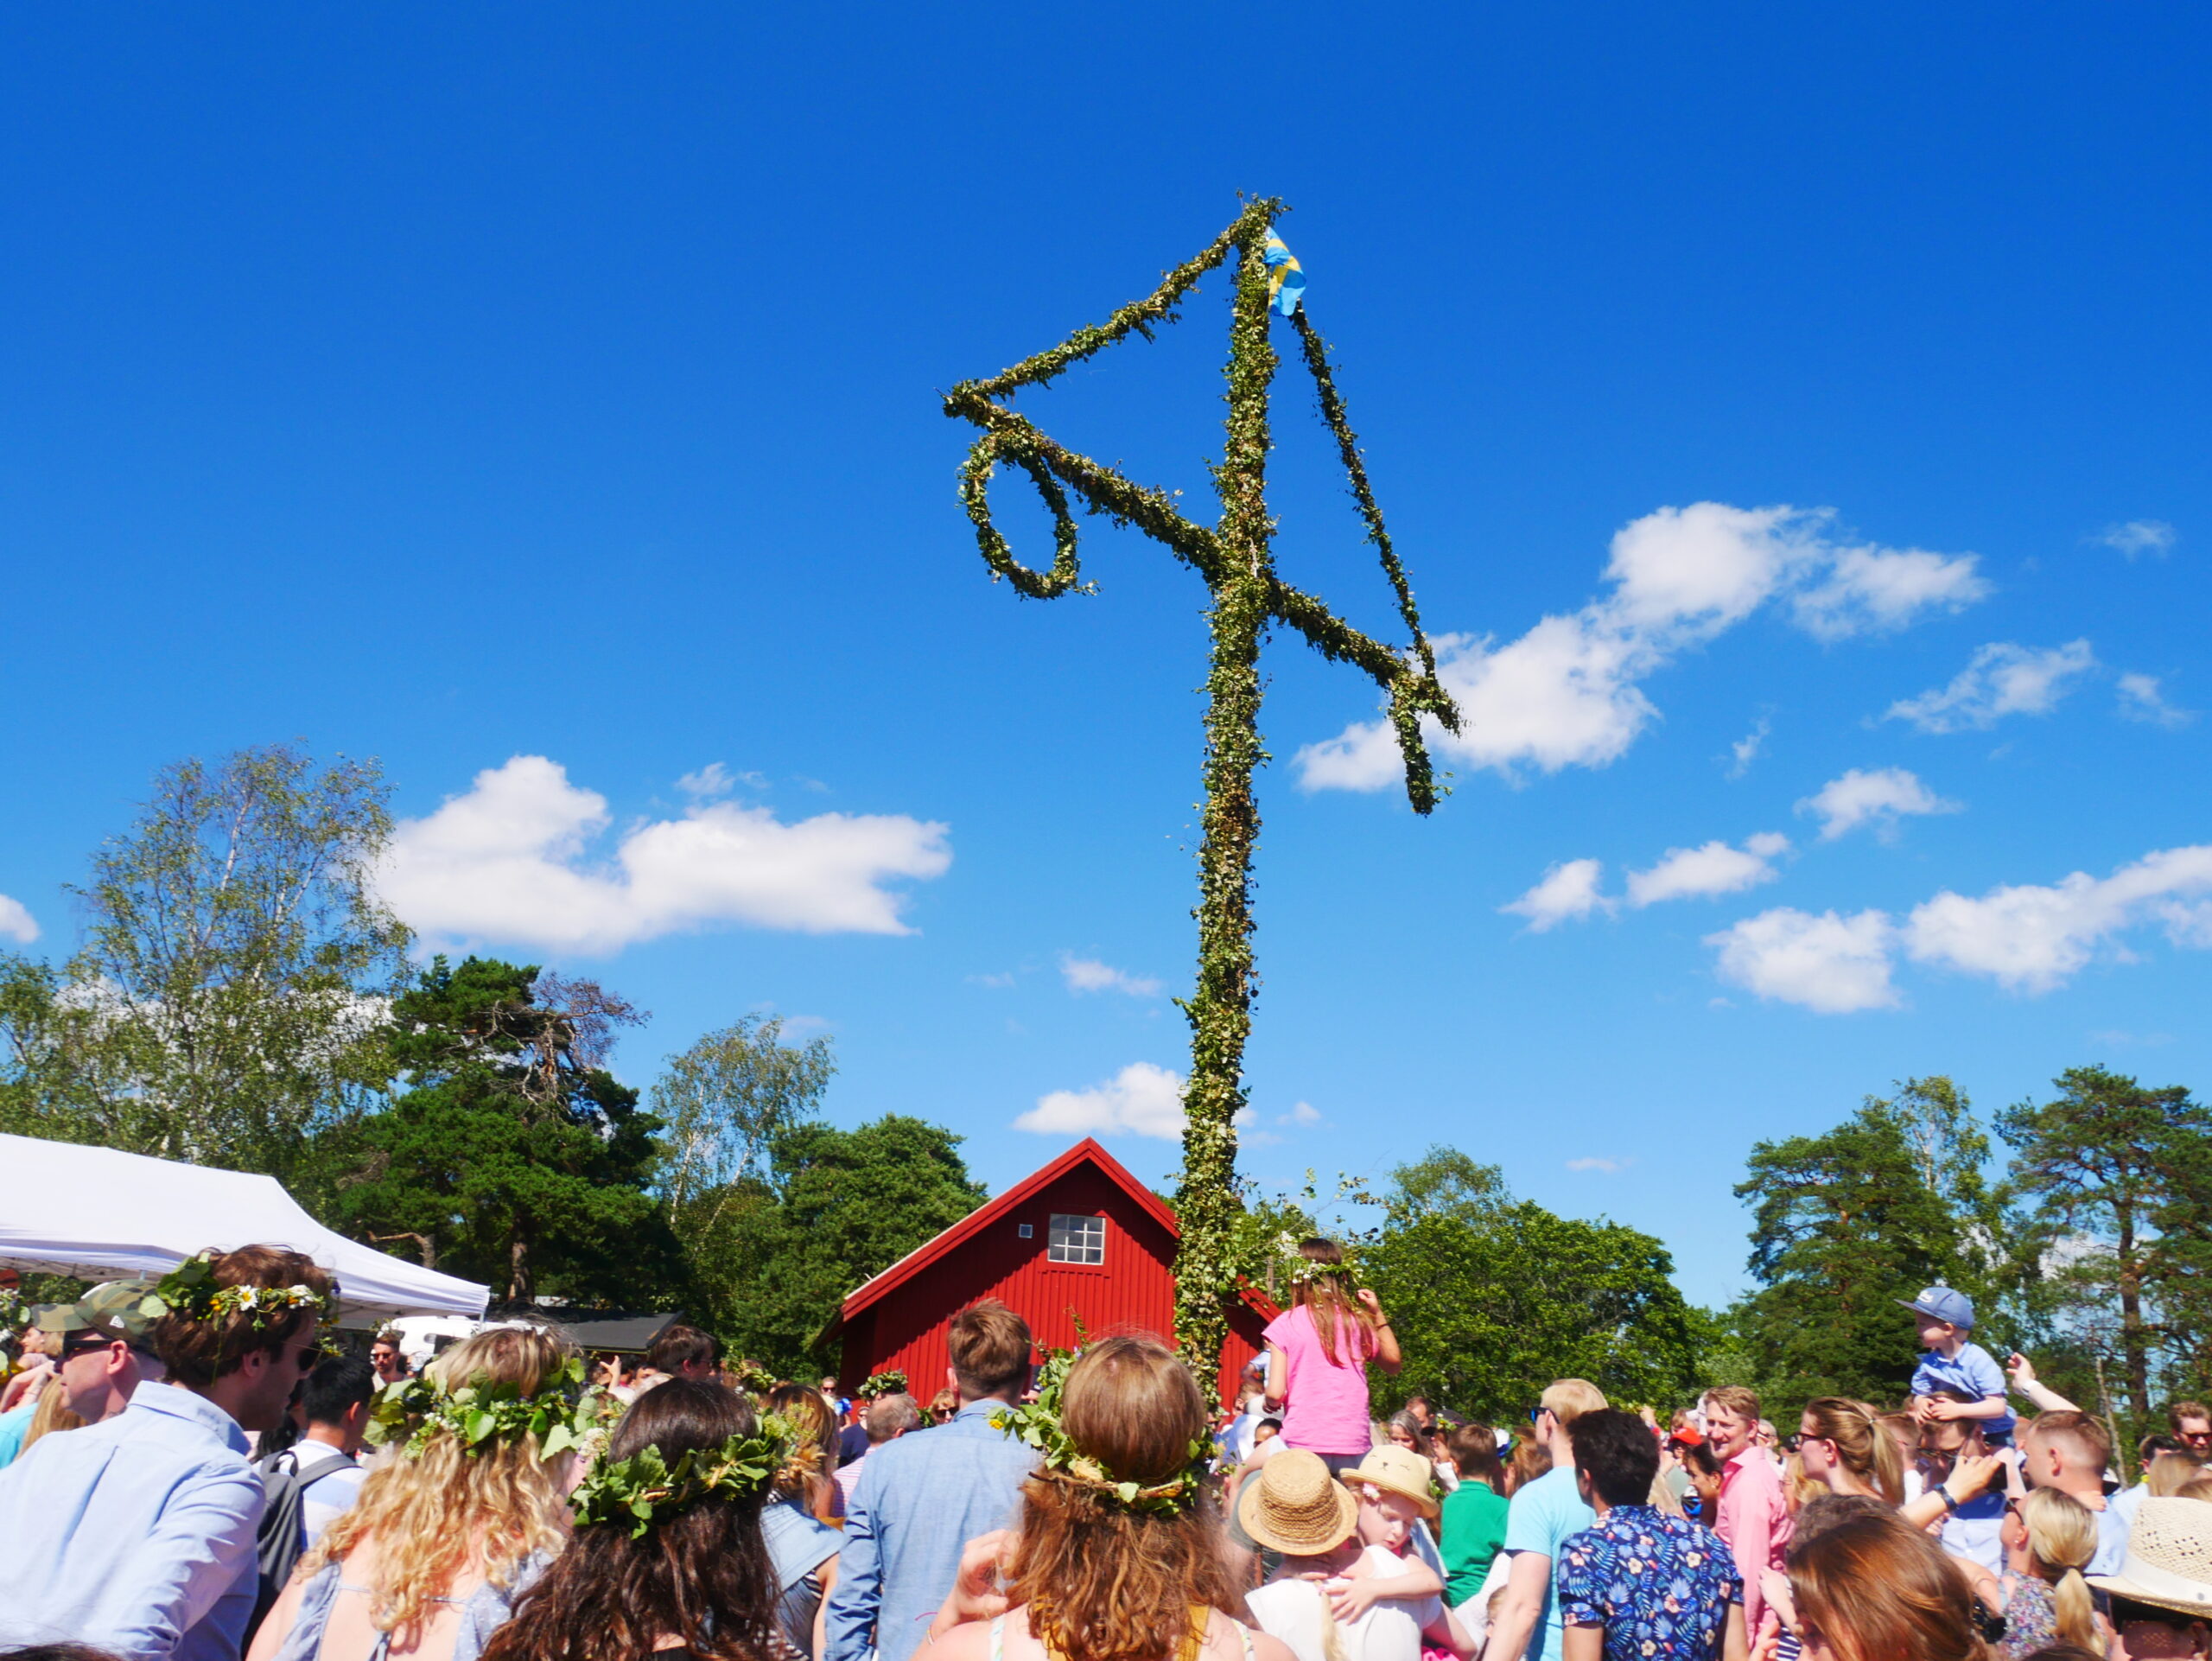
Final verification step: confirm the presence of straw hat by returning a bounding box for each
[1340,1444,1440,1519]
[2090,1498,2212,1620]
[1236,1448,1358,1556]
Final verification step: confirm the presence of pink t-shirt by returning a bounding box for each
[1262,1303,1377,1455]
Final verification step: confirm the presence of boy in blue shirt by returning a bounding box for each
[1898,1284,2015,1446]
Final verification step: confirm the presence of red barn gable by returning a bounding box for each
[825,1138,1273,1405]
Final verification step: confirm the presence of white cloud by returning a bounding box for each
[1282,1100,1323,1126]
[1904,844,2212,994]
[0,894,37,945]
[1726,718,1770,779]
[1297,503,1985,790]
[1706,907,1901,1013]
[378,755,951,954]
[1059,954,1166,997]
[2096,520,2176,559]
[1885,640,2096,733]
[2118,673,2194,729]
[1014,1061,1186,1140]
[1626,833,1789,907]
[1797,767,1962,841]
[1790,546,1993,641]
[1566,1156,1632,1174]
[1501,858,1612,932]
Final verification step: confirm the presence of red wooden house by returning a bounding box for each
[824,1138,1273,1404]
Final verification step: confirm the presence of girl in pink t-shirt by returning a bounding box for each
[1262,1238,1402,1466]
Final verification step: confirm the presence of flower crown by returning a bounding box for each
[570,1414,794,1539]
[149,1251,336,1330]
[1276,1233,1357,1289]
[991,1350,1209,1518]
[363,1353,608,1463]
[858,1369,909,1399]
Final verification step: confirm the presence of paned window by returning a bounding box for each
[1047,1212,1105,1264]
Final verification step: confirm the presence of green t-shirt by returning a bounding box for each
[1440,1476,1510,1607]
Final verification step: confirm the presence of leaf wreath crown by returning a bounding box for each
[1276,1233,1358,1289]
[149,1251,336,1329]
[991,1350,1209,1518]
[570,1413,794,1539]
[363,1353,608,1463]
[858,1368,909,1399]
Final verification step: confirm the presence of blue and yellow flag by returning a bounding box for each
[1262,232,1305,317]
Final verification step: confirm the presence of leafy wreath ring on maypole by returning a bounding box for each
[944,197,1459,1372]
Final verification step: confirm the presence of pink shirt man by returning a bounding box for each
[1714,1444,1789,1633]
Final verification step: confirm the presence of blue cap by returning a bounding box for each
[1897,1285,1974,1329]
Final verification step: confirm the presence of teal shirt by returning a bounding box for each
[1441,1476,1509,1606]
[0,1403,33,1470]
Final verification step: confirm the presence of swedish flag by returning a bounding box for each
[1263,232,1305,318]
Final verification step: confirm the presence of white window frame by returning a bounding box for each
[1046,1212,1106,1265]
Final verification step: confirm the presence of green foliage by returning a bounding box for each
[1734,1082,1989,1403]
[329,957,675,1306]
[1363,1152,1700,1418]
[700,1114,988,1374]
[569,1414,792,1538]
[1997,1065,2212,1418]
[0,745,410,1191]
[944,200,1459,1369]
[989,1348,1209,1516]
[364,1353,607,1463]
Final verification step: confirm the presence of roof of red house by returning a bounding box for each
[838,1136,1178,1321]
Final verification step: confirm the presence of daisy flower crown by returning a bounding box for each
[991,1350,1209,1518]
[149,1251,336,1330]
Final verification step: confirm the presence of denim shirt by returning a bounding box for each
[823,1399,1037,1661]
[0,1382,264,1661]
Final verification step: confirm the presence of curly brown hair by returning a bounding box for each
[481,1379,782,1661]
[153,1244,335,1387]
[1006,1335,1241,1661]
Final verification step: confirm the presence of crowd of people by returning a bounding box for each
[3,1240,2212,1661]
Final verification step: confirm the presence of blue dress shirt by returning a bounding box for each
[0,1382,264,1661]
[824,1398,1037,1661]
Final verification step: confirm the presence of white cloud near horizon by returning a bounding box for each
[2118,673,2194,729]
[2096,520,2176,559]
[1798,767,1962,841]
[1885,640,2096,733]
[1707,843,2212,1010]
[1296,503,1987,791]
[1014,1060,1186,1140]
[1059,954,1166,997]
[1626,833,1790,907]
[0,894,37,945]
[1501,858,1612,932]
[377,755,951,954]
[1566,1155,1633,1174]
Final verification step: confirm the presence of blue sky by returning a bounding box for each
[3,8,2208,1310]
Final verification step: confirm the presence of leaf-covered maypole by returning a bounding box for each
[944,199,1458,1371]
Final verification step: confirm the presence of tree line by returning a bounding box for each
[2,743,2200,1412]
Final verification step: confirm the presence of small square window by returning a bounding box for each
[1048,1213,1105,1265]
[1017,1223,1033,1238]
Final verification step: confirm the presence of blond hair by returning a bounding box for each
[2018,1487,2101,1651]
[1540,1379,1607,1428]
[22,1383,84,1451]
[1704,1384,1761,1423]
[2147,1451,2206,1498]
[300,1327,577,1647]
[1802,1397,1904,1504]
[1288,1240,1377,1368]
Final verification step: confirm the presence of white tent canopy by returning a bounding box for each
[0,1134,489,1321]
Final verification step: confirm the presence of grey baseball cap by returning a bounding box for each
[1896,1284,1975,1329]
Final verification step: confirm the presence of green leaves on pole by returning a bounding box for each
[944,200,1459,1372]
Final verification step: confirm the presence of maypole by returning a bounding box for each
[944,199,1459,1371]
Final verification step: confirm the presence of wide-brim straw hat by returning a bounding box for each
[1341,1444,1440,1519]
[2090,1498,2212,1619]
[1238,1448,1358,1556]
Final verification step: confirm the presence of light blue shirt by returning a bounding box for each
[0,1382,264,1661]
[0,1403,33,1470]
[1912,1342,2015,1439]
[824,1398,1037,1661]
[1501,1464,1596,1661]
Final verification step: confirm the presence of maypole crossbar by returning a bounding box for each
[944,198,1459,1370]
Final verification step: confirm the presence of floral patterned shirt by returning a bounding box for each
[1555,1505,1744,1661]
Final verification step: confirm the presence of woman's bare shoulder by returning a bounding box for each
[913,1616,998,1661]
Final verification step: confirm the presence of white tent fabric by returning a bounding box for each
[0,1134,489,1321]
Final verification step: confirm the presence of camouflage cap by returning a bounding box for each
[36,1278,161,1345]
